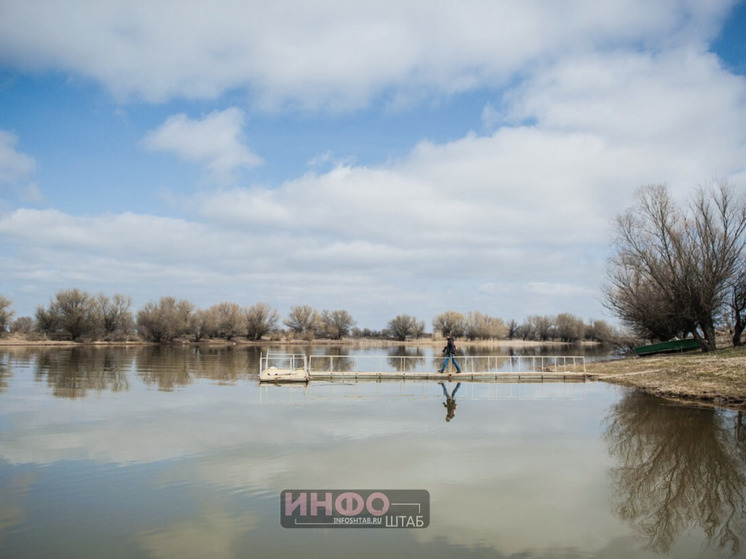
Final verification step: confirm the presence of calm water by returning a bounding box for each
[1,345,745,559]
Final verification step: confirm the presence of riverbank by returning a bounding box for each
[4,334,745,411]
[586,344,746,411]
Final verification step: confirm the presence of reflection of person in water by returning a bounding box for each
[439,382,461,422]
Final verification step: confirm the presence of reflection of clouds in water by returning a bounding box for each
[137,511,258,559]
[0,470,35,545]
[5,360,723,558]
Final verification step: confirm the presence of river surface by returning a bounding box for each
[1,344,745,558]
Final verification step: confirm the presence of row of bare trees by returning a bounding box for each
[427,310,616,343]
[605,182,746,350]
[2,292,352,343]
[2,290,617,344]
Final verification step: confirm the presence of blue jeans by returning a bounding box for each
[440,354,461,373]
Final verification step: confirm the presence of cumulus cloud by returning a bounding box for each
[141,108,262,183]
[4,30,746,323]
[0,0,734,107]
[1,1,745,327]
[0,130,36,185]
[0,130,43,209]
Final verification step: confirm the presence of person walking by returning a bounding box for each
[438,334,462,374]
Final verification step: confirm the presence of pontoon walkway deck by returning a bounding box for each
[259,353,590,383]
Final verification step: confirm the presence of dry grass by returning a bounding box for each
[587,345,746,410]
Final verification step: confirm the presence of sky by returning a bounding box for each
[1,0,745,331]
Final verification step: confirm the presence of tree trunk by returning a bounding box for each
[733,314,745,347]
[692,323,717,352]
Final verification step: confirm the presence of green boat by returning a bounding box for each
[633,338,701,356]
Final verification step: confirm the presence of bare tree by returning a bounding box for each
[189,308,218,341]
[319,309,356,339]
[37,288,98,341]
[432,311,466,337]
[96,293,134,339]
[10,316,33,335]
[605,183,746,351]
[137,297,194,342]
[212,302,244,340]
[387,314,424,341]
[284,305,319,339]
[245,302,279,341]
[0,296,13,334]
[586,319,616,343]
[523,315,554,341]
[464,311,507,340]
[506,319,519,340]
[555,313,585,342]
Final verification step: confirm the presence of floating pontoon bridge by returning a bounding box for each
[259,352,589,383]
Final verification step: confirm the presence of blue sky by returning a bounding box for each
[1,0,745,331]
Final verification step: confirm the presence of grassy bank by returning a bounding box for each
[587,345,746,411]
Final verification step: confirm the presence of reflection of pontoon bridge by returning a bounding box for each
[258,377,588,404]
[258,352,589,383]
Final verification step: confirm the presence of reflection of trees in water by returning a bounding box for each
[136,346,255,389]
[387,347,425,372]
[0,353,10,393]
[33,347,132,398]
[604,392,746,555]
[310,355,355,372]
[20,346,259,395]
[302,346,352,372]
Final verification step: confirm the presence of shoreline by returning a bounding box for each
[3,336,745,412]
[586,345,746,411]
[0,336,598,348]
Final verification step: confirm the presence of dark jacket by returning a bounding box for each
[443,338,457,355]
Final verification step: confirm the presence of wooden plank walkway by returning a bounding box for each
[307,371,590,382]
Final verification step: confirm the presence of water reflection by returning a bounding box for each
[0,346,266,396]
[34,347,132,398]
[604,392,746,555]
[3,344,745,559]
[387,346,426,372]
[438,382,461,422]
[0,353,10,393]
[0,343,617,398]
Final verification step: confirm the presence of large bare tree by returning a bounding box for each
[605,183,746,351]
[432,310,466,338]
[136,296,194,342]
[245,302,279,341]
[36,288,98,341]
[283,305,319,339]
[387,314,424,341]
[319,309,356,339]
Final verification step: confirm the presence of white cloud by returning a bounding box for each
[0,0,734,107]
[0,130,36,186]
[3,33,746,325]
[1,1,745,327]
[141,108,262,183]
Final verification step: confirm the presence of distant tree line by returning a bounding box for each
[0,289,619,345]
[428,310,616,343]
[605,182,746,351]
